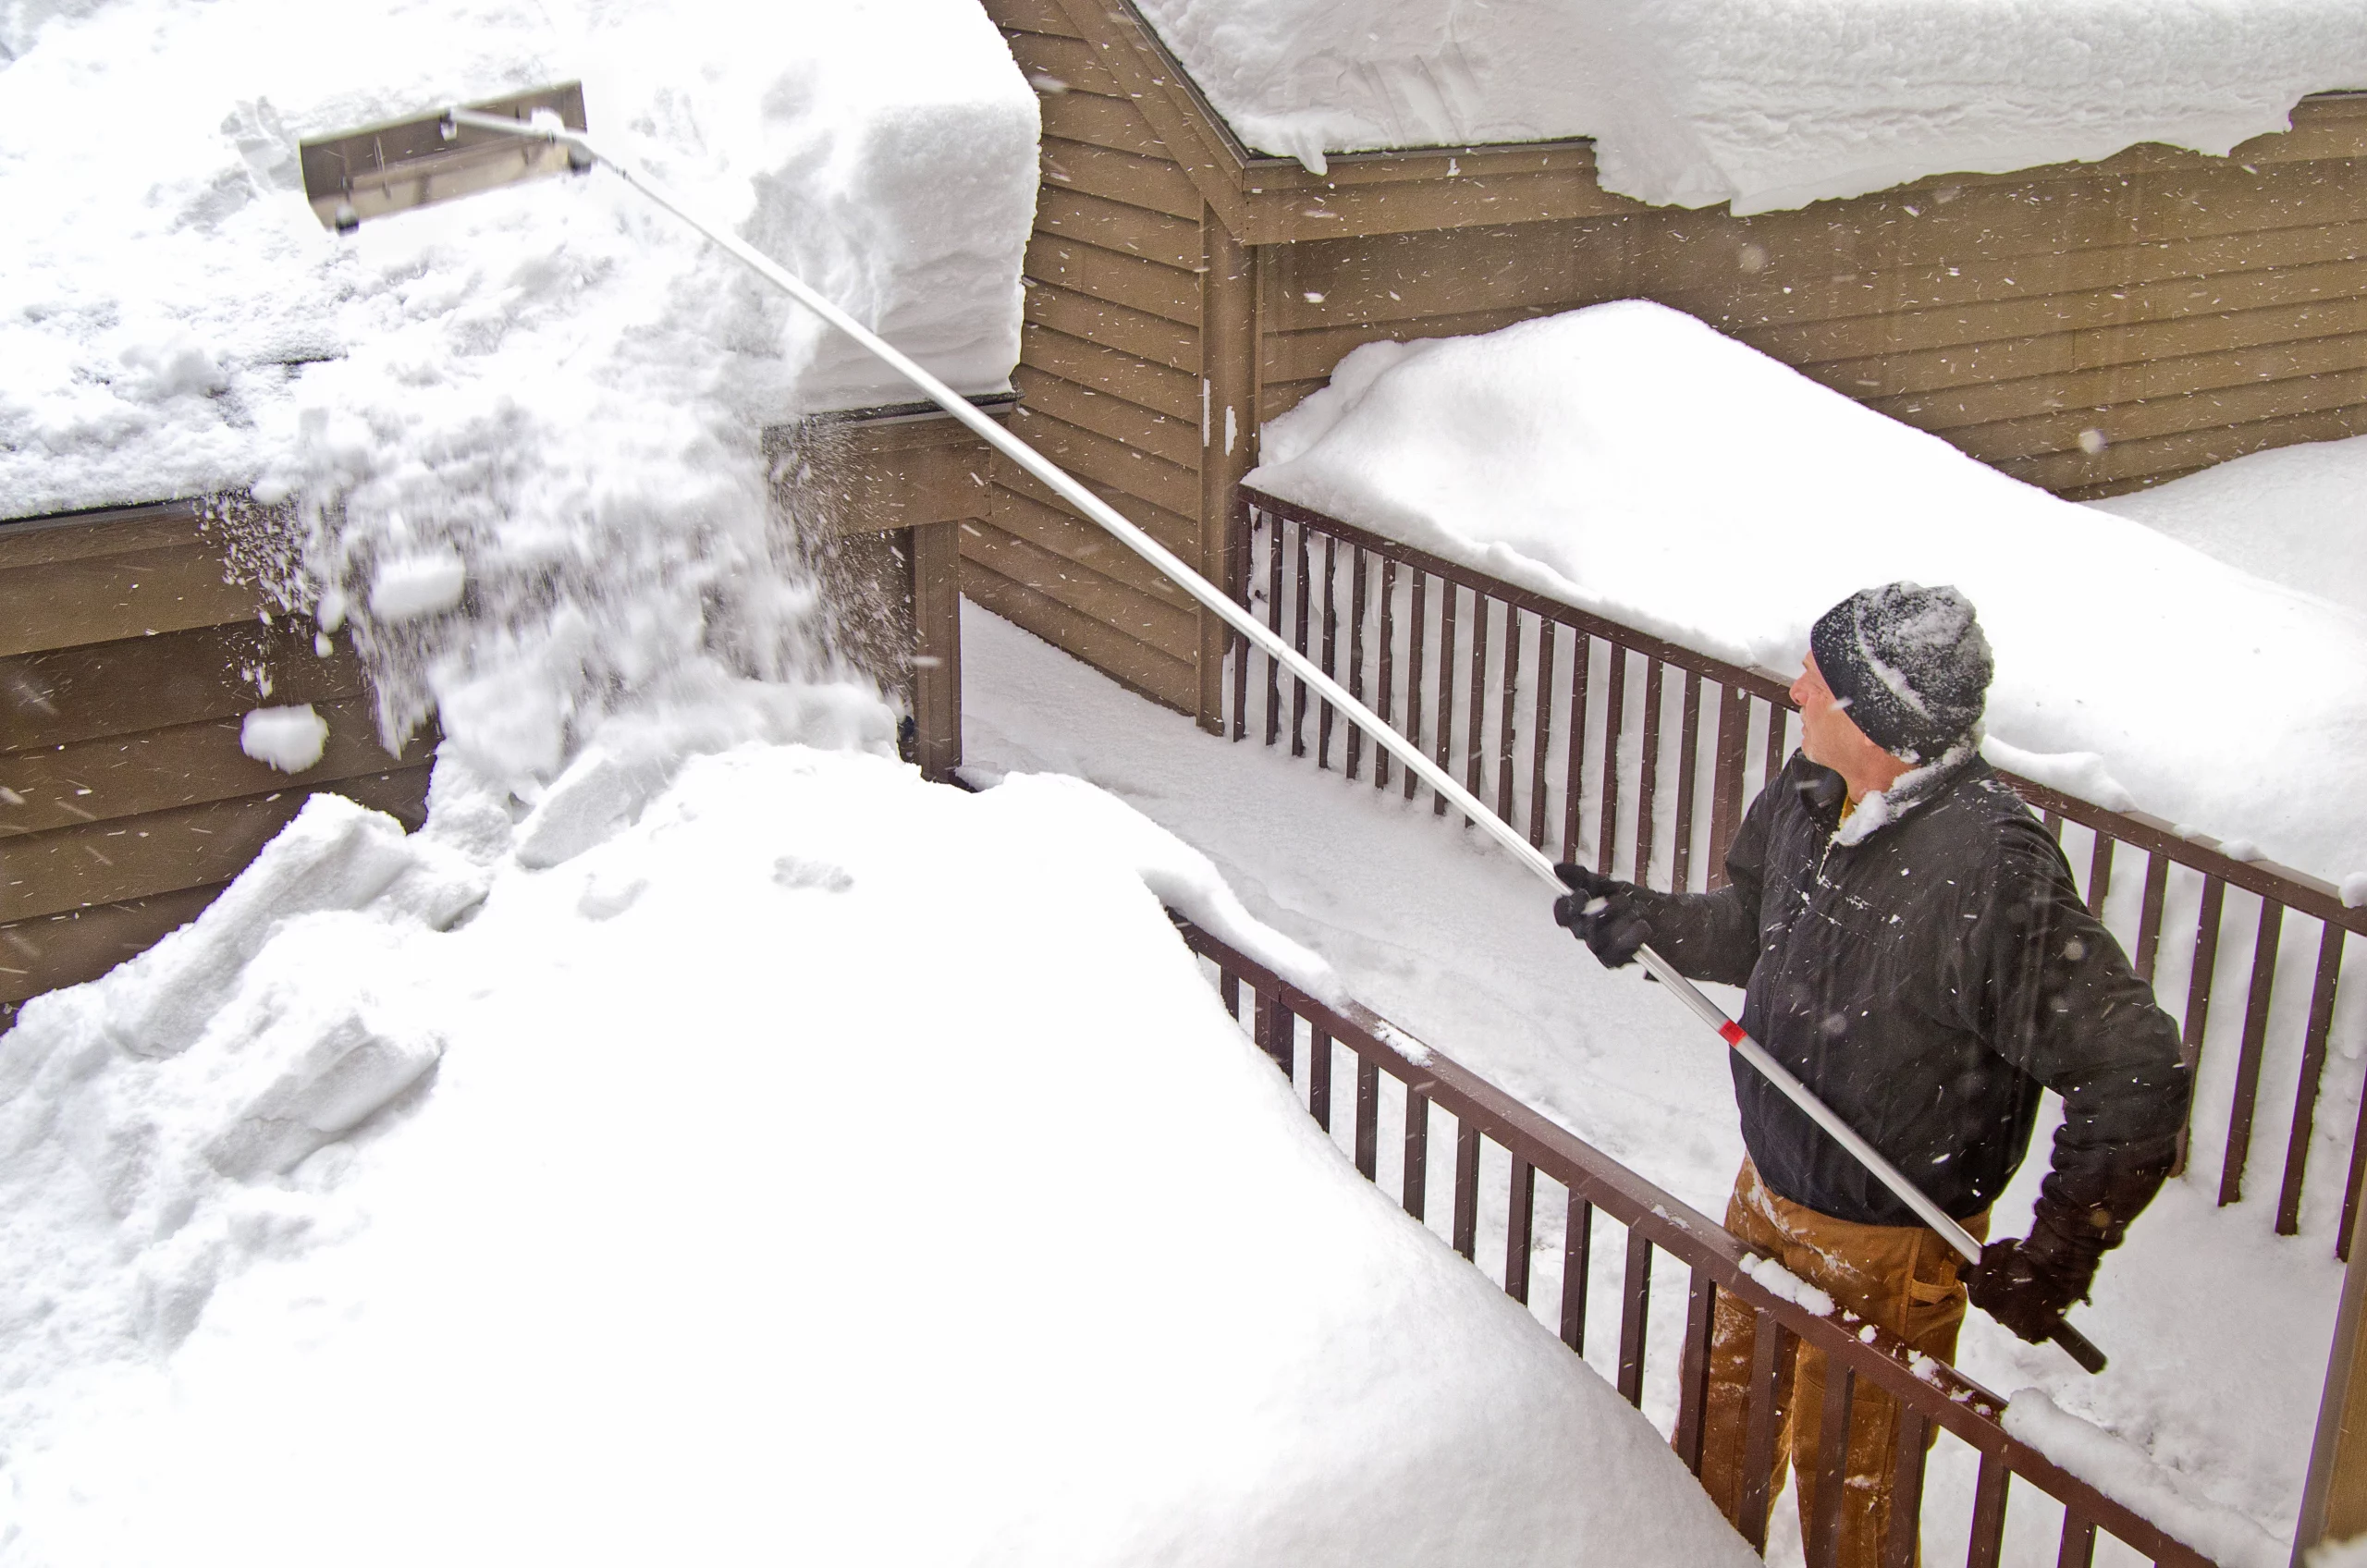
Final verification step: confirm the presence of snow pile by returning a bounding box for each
[1249,300,2367,883]
[1134,0,2367,212]
[2091,435,2367,619]
[0,741,1754,1567]
[0,0,1036,783]
[2003,1390,2289,1568]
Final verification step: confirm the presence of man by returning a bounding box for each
[1553,582,2189,1566]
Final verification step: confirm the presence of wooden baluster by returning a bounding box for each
[1599,645,1628,876]
[1403,572,1426,801]
[1740,1313,1794,1553]
[1290,521,1311,757]
[1453,1122,1482,1259]
[1672,669,1701,892]
[1404,1088,1430,1221]
[2054,1509,2098,1568]
[1637,658,1665,888]
[1529,620,1556,849]
[1346,545,1367,780]
[1355,1056,1380,1182]
[1617,1227,1652,1407]
[1376,558,1396,790]
[1563,631,1591,861]
[1707,683,1748,893]
[2220,897,2285,1206]
[1240,507,1258,748]
[1805,1363,1856,1568]
[2131,851,2171,984]
[1318,533,1338,769]
[1878,1407,1929,1568]
[1264,511,1284,749]
[1762,697,1788,796]
[2278,922,2347,1234]
[1434,585,1459,817]
[1308,1024,1331,1132]
[2086,832,2116,918]
[1496,606,1523,824]
[1965,1451,2013,1568]
[1464,595,1490,824]
[1672,1268,1717,1473]
[1505,1158,1536,1303]
[1562,1194,1593,1354]
[2176,875,2226,1176]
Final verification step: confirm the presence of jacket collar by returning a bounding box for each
[1793,736,1984,848]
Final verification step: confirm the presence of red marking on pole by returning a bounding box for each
[1718,1021,1747,1047]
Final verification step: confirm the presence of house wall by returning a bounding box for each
[0,501,434,1023]
[976,0,1232,720]
[1258,93,2367,500]
[978,0,2367,720]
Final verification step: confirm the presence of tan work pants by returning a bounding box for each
[1698,1159,1987,1568]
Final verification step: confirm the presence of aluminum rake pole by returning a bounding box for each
[447,107,2103,1372]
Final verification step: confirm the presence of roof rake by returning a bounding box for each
[296,85,2105,1376]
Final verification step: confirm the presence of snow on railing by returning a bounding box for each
[1176,916,2224,1568]
[1230,487,2367,1260]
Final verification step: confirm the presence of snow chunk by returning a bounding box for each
[1980,737,2134,815]
[366,549,467,624]
[1251,301,2367,881]
[2344,874,2367,910]
[1134,0,2367,214]
[1740,1252,1834,1317]
[239,704,329,774]
[2001,1389,2288,1568]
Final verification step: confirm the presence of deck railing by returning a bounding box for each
[1178,917,2218,1568]
[1231,487,2367,1258]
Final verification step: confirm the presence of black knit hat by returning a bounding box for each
[1809,583,1993,763]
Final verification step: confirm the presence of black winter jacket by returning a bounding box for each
[1636,752,2191,1231]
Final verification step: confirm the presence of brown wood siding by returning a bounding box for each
[980,0,1216,715]
[1257,100,2367,497]
[1,502,433,1020]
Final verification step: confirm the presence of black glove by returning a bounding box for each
[1552,864,1651,969]
[1966,1203,2104,1344]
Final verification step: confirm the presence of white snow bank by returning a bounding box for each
[1249,300,2367,884]
[0,741,1750,1567]
[2090,435,2367,619]
[1134,0,2367,212]
[2002,1390,2289,1568]
[0,0,1036,788]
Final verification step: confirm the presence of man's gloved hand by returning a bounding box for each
[1966,1216,2102,1343]
[1552,864,1651,969]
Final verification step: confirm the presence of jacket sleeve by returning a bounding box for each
[1626,772,1773,989]
[1949,819,2193,1257]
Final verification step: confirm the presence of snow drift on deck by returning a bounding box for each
[2089,434,2367,619]
[1133,0,2367,212]
[1247,300,2367,886]
[0,741,1754,1568]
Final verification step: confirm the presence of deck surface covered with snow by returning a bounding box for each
[1134,0,2367,212]
[963,601,2333,1568]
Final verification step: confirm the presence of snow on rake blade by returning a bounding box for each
[298,82,589,233]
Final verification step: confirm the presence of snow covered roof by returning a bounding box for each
[1132,0,2367,214]
[0,0,1037,522]
[0,738,1761,1567]
[1248,301,2367,886]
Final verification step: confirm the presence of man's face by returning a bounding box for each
[1791,653,1869,772]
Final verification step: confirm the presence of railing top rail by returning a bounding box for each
[1180,915,2219,1568]
[1243,485,2367,937]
